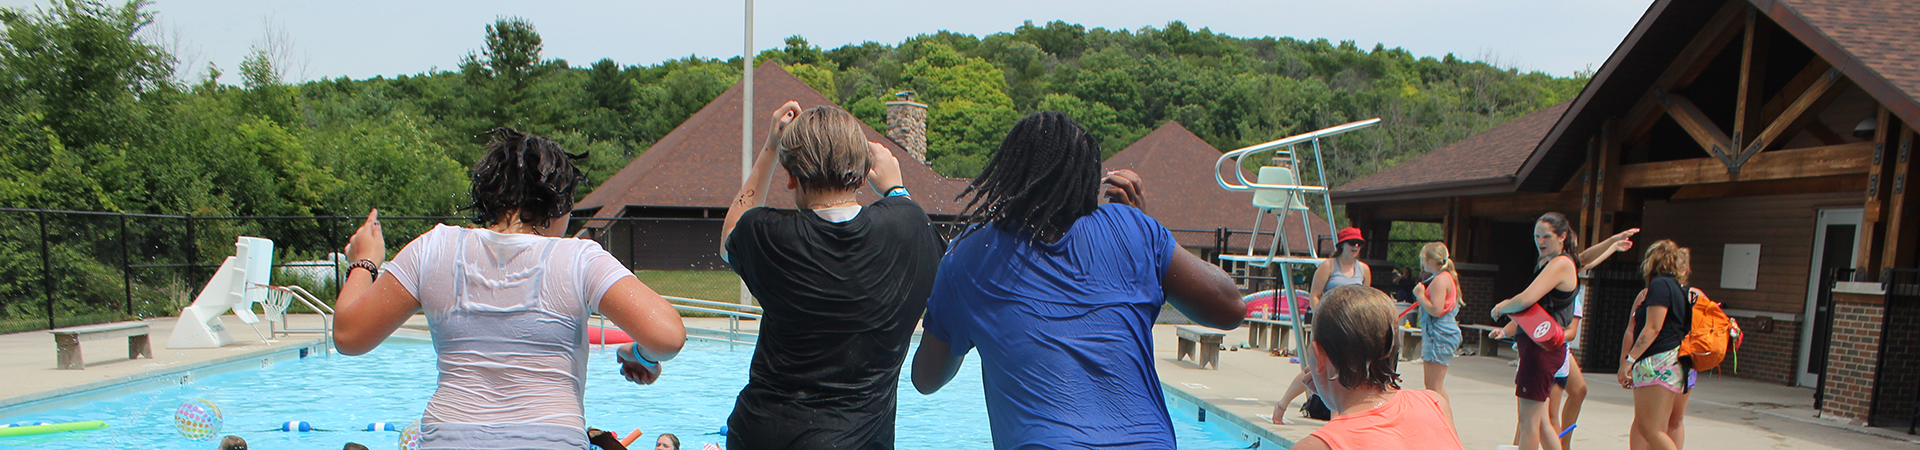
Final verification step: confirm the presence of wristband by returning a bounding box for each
[884,186,910,197]
[349,259,380,281]
[622,344,659,368]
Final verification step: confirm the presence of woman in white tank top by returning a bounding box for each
[333,129,687,449]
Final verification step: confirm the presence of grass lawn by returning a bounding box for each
[634,270,746,317]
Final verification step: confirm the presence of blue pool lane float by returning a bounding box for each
[0,420,109,438]
[280,421,314,432]
[367,422,400,431]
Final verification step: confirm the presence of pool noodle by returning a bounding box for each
[1558,423,1577,438]
[0,420,108,438]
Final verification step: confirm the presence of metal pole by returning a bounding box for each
[121,213,131,316]
[185,215,196,298]
[40,211,53,330]
[738,0,756,308]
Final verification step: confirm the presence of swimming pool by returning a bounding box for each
[0,339,1259,449]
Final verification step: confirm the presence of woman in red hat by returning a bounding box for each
[1271,227,1372,424]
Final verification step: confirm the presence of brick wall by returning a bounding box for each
[1874,298,1920,426]
[1457,270,1498,327]
[1821,298,1884,423]
[1726,318,1800,385]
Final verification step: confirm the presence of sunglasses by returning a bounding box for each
[1344,241,1365,248]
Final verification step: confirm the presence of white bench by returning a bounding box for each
[1176,325,1228,369]
[1244,317,1310,352]
[1398,326,1423,361]
[1461,324,1509,358]
[50,322,152,369]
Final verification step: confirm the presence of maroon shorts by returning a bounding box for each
[1516,339,1567,402]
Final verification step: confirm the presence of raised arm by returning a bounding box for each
[334,209,422,356]
[1580,228,1639,267]
[1102,170,1243,329]
[719,101,803,259]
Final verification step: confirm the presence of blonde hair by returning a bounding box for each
[1420,242,1457,281]
[778,106,871,192]
[1641,239,1691,286]
[1313,285,1402,389]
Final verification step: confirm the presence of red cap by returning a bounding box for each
[1337,227,1365,244]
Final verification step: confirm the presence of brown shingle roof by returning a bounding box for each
[1517,0,1920,192]
[1104,122,1331,252]
[1767,0,1920,124]
[575,62,971,220]
[1333,101,1571,203]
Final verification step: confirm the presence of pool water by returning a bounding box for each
[0,339,1257,449]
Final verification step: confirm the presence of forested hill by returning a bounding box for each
[0,1,1586,220]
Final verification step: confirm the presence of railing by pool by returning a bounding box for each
[591,296,762,350]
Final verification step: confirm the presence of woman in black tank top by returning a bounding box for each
[1488,213,1582,450]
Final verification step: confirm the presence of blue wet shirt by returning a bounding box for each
[923,204,1178,449]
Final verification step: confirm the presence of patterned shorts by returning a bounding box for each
[1630,349,1686,393]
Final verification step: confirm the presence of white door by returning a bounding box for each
[1798,208,1861,387]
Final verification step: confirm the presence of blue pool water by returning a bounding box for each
[0,339,1257,449]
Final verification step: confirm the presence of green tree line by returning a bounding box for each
[0,0,1582,327]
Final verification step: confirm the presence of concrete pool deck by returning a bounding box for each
[1149,323,1920,449]
[3,315,1913,449]
[0,315,331,410]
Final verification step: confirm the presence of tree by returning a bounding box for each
[461,17,551,130]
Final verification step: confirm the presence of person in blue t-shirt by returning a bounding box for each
[911,112,1246,449]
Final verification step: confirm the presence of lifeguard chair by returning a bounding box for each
[1212,118,1381,360]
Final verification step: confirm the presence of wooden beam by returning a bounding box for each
[1668,174,1867,200]
[1619,2,1750,139]
[1656,89,1739,166]
[1656,1,1750,90]
[1734,8,1771,149]
[1760,57,1836,123]
[1617,142,1873,188]
[1883,125,1915,272]
[1738,67,1850,168]
[1803,117,1849,146]
[1465,191,1583,220]
[1579,137,1599,242]
[1857,107,1893,274]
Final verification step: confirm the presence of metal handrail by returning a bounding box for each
[589,296,763,349]
[663,296,764,314]
[262,285,334,351]
[1214,118,1381,192]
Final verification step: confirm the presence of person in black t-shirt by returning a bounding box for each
[1617,239,1693,450]
[718,101,945,450]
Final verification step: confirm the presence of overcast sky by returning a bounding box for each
[2,0,1654,82]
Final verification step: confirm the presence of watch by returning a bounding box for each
[349,259,381,281]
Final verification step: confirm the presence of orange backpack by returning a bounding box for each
[1679,288,1742,372]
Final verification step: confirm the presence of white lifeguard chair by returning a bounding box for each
[168,237,273,349]
[1212,118,1381,361]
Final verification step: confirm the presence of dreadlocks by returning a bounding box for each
[956,112,1104,244]
[461,127,590,228]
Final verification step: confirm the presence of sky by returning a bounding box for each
[1,0,1655,83]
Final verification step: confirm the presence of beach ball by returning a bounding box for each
[397,419,422,450]
[172,399,222,441]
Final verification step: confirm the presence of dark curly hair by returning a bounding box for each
[956,111,1103,244]
[461,127,588,229]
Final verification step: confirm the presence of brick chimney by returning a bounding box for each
[885,91,929,163]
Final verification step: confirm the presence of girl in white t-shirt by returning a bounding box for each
[333,128,687,449]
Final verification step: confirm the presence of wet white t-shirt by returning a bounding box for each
[382,224,632,449]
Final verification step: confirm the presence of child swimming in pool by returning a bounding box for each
[332,128,688,449]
